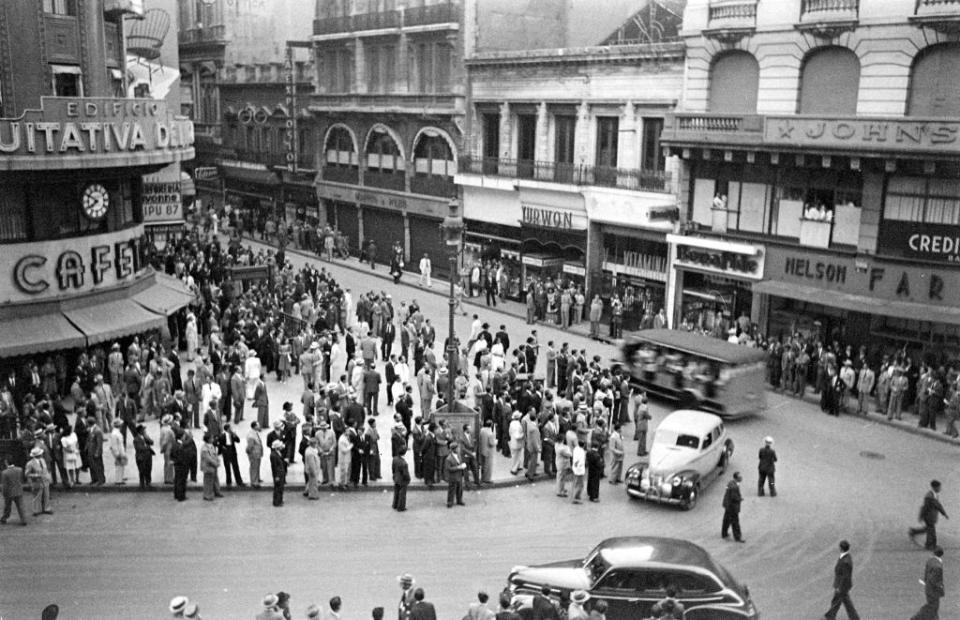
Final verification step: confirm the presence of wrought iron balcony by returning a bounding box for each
[404,1,459,27]
[363,169,406,191]
[411,174,456,198]
[313,2,458,36]
[322,165,360,185]
[309,93,458,112]
[458,156,670,193]
[178,24,227,46]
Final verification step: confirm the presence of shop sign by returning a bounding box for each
[764,116,960,153]
[563,263,586,277]
[669,235,764,280]
[0,97,193,165]
[4,227,147,305]
[767,247,960,306]
[194,166,219,180]
[521,204,588,231]
[602,261,668,283]
[315,182,447,218]
[878,222,960,264]
[521,256,564,268]
[142,182,183,223]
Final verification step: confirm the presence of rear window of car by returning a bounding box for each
[668,571,723,594]
[654,430,700,449]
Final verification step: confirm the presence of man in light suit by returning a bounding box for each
[478,419,496,484]
[444,440,467,508]
[824,539,860,620]
[912,546,944,620]
[182,369,202,429]
[246,421,264,488]
[523,409,541,481]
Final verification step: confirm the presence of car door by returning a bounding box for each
[590,569,660,619]
[663,570,730,611]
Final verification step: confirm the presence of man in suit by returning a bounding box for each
[270,440,286,507]
[758,436,778,497]
[910,480,949,550]
[911,546,944,620]
[246,421,264,488]
[92,374,116,428]
[384,355,398,407]
[115,391,138,449]
[409,588,437,620]
[171,431,189,501]
[824,539,860,620]
[230,366,245,424]
[382,321,396,361]
[362,365,382,417]
[183,369,201,429]
[85,416,106,486]
[530,586,560,620]
[218,423,244,487]
[445,440,467,508]
[524,411,542,481]
[392,446,410,512]
[721,471,745,542]
[203,401,223,445]
[0,458,28,525]
[478,419,496,484]
[253,373,270,430]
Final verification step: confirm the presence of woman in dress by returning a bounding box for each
[185,313,199,361]
[60,425,81,485]
[329,333,346,384]
[109,419,127,485]
[277,335,292,383]
[244,350,261,400]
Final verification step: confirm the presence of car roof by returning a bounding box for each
[657,410,722,435]
[595,537,720,572]
[624,329,767,365]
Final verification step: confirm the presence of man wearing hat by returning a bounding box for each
[25,445,52,516]
[171,430,190,501]
[305,603,321,619]
[246,421,264,488]
[444,440,467,508]
[256,594,283,620]
[758,437,777,497]
[230,365,245,425]
[270,440,287,506]
[159,415,176,485]
[721,472,746,543]
[86,415,106,486]
[316,419,336,485]
[397,573,416,619]
[169,595,188,617]
[567,591,590,620]
[888,366,908,421]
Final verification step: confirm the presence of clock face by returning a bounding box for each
[81,184,109,220]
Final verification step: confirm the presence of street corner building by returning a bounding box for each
[0,1,195,361]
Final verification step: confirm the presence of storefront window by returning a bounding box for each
[884,176,960,225]
[6,179,138,242]
[679,272,752,337]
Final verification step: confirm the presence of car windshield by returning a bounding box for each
[655,429,700,449]
[583,550,611,585]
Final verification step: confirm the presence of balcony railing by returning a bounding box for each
[363,169,406,191]
[323,165,359,185]
[313,2,458,35]
[310,93,457,110]
[708,0,758,25]
[916,0,960,11]
[661,113,765,146]
[233,149,286,167]
[411,174,456,198]
[459,156,670,193]
[801,0,859,16]
[404,2,459,27]
[178,24,227,45]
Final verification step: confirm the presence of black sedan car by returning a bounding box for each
[508,536,758,619]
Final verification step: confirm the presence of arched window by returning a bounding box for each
[413,134,453,178]
[365,131,403,173]
[708,51,759,114]
[908,44,960,117]
[798,47,859,115]
[325,126,356,167]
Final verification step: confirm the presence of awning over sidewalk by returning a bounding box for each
[64,299,166,345]
[133,273,196,315]
[753,280,960,326]
[0,313,87,358]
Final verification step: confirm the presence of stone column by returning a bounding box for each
[535,101,550,164]
[574,101,591,168]
[498,101,512,159]
[619,102,637,170]
[353,38,366,94]
[397,32,409,94]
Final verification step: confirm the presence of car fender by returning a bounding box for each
[673,469,701,494]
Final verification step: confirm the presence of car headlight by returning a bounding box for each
[671,475,683,486]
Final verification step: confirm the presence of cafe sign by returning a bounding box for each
[0,97,194,170]
[764,116,960,153]
[668,234,764,280]
[4,227,148,305]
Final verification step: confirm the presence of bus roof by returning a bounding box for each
[624,329,767,365]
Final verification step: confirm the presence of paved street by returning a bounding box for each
[2,236,957,619]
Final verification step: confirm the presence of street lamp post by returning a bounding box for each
[441,199,464,410]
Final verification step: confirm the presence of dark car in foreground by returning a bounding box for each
[508,536,758,619]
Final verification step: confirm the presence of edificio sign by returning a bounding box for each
[765,117,960,153]
[0,97,194,170]
[4,228,148,305]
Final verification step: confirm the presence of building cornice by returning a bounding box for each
[466,42,684,68]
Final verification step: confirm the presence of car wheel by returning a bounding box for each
[682,484,699,511]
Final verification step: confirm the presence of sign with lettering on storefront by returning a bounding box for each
[521,204,589,231]
[766,247,960,306]
[878,222,960,265]
[142,182,183,223]
[668,234,764,280]
[764,117,960,153]
[315,182,447,218]
[4,227,148,304]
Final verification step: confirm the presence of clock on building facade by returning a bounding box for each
[81,183,110,219]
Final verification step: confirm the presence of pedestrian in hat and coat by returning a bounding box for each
[1,458,28,525]
[567,591,590,620]
[303,436,321,500]
[392,446,410,512]
[758,436,777,497]
[270,440,287,506]
[246,421,264,487]
[25,446,52,515]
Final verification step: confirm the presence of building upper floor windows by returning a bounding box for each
[43,0,76,16]
[798,47,859,115]
[908,43,960,117]
[51,64,82,97]
[708,51,759,114]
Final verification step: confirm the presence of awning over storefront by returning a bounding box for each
[133,274,196,315]
[64,299,166,345]
[753,280,960,326]
[0,314,87,358]
[180,170,196,197]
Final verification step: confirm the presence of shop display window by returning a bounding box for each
[884,176,960,225]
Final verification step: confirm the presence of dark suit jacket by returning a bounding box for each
[758,446,777,473]
[385,362,397,384]
[925,556,944,600]
[392,455,410,486]
[920,490,948,525]
[530,594,560,620]
[444,452,466,482]
[409,601,437,620]
[722,480,742,513]
[834,553,853,593]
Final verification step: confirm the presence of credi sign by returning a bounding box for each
[4,227,148,304]
[0,97,194,169]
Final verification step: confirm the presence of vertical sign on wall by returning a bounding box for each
[284,45,298,172]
